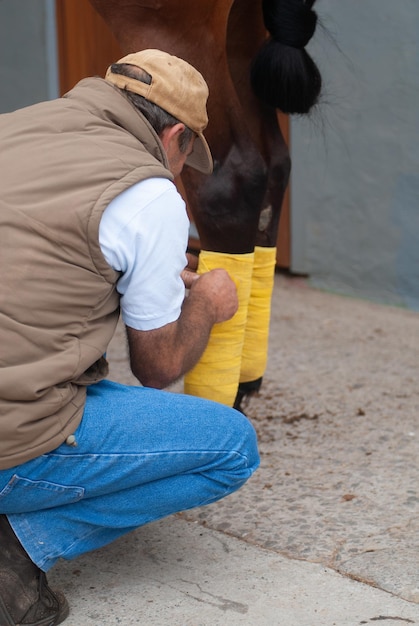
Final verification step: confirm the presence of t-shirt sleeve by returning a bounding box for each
[99,177,189,331]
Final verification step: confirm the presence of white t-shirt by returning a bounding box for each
[99,177,189,331]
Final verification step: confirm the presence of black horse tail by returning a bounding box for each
[251,0,322,114]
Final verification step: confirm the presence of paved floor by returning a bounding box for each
[50,274,419,625]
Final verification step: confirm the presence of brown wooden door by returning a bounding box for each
[55,0,290,267]
[56,0,122,95]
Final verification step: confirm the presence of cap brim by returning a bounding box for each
[186,132,213,175]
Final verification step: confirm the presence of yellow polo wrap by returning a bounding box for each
[184,250,254,406]
[240,246,277,383]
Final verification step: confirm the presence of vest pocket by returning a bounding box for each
[0,474,85,514]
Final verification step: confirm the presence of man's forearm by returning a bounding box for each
[126,291,215,389]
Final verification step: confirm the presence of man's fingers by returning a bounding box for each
[185,252,199,271]
[181,268,200,289]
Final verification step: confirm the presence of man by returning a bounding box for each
[0,49,260,625]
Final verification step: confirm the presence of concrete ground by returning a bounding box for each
[50,274,419,625]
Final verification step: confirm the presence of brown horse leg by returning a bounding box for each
[225,0,291,410]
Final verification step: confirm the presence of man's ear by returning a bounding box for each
[160,123,185,153]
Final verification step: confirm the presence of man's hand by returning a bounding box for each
[188,269,238,324]
[181,254,238,323]
[181,253,199,289]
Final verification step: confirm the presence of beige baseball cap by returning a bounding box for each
[105,49,213,174]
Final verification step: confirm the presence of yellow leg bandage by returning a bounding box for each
[184,250,254,406]
[239,246,277,384]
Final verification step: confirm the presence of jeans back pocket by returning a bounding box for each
[0,474,85,514]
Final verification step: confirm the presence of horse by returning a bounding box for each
[88,0,322,410]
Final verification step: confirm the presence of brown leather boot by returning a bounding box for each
[0,514,69,625]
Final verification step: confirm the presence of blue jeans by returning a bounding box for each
[0,380,259,571]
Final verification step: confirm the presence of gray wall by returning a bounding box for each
[0,0,58,113]
[291,0,419,310]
